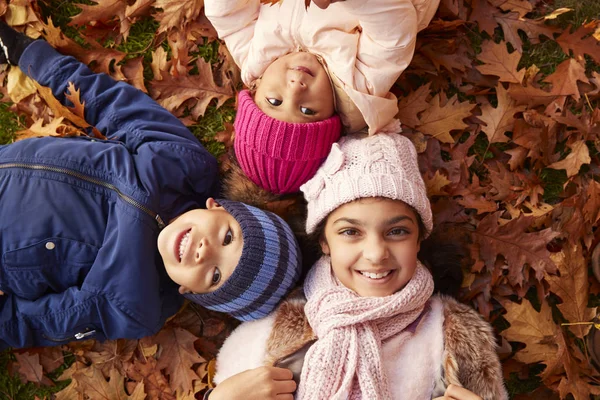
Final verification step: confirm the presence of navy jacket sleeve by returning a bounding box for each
[18,40,219,218]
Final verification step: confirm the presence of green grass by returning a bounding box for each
[0,101,23,145]
[0,350,73,400]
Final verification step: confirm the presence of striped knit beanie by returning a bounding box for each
[184,199,302,321]
[234,90,342,194]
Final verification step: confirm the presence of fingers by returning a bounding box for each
[442,385,483,400]
[265,366,294,381]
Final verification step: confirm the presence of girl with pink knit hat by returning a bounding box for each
[203,0,440,195]
[203,132,508,400]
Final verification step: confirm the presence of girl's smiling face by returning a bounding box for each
[320,197,421,297]
[254,51,335,123]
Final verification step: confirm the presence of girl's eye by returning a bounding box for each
[223,229,233,245]
[211,267,222,285]
[340,229,359,236]
[300,106,315,115]
[388,227,409,236]
[267,98,282,106]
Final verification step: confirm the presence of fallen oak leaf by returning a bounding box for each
[493,0,532,18]
[415,94,475,143]
[547,140,591,178]
[154,0,204,34]
[155,327,205,395]
[543,58,589,100]
[69,0,132,42]
[556,21,600,65]
[13,351,53,386]
[479,84,526,143]
[472,212,559,285]
[396,82,431,128]
[501,299,560,366]
[494,12,558,53]
[424,170,451,196]
[475,40,525,84]
[76,366,145,400]
[546,243,597,339]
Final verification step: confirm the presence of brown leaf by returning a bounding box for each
[416,94,475,143]
[547,140,591,178]
[154,0,204,34]
[494,13,558,53]
[479,84,526,143]
[424,170,451,196]
[126,357,175,400]
[14,351,53,386]
[76,366,145,400]
[396,82,431,128]
[155,327,204,394]
[501,299,559,365]
[69,0,131,41]
[469,0,498,35]
[543,58,589,100]
[476,41,525,83]
[546,244,596,338]
[86,339,138,378]
[494,0,532,18]
[472,213,559,285]
[556,21,600,65]
[582,178,600,225]
[150,59,233,120]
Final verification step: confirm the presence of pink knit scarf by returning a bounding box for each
[297,256,434,400]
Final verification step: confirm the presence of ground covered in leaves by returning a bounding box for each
[0,0,599,399]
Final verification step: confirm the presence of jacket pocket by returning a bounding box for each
[2,238,99,300]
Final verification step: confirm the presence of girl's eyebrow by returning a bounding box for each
[332,217,362,225]
[386,215,415,225]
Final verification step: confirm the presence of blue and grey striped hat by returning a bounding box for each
[184,199,302,321]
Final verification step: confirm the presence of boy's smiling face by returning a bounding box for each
[254,52,335,123]
[157,198,243,294]
[321,198,421,297]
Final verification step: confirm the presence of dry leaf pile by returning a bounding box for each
[0,0,599,398]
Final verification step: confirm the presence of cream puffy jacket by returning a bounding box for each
[204,0,440,134]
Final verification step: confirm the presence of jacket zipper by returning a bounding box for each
[0,162,165,229]
[42,328,97,342]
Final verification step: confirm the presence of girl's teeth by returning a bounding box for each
[360,270,391,279]
[179,231,190,260]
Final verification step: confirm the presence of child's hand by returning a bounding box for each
[0,290,4,295]
[433,384,483,400]
[209,366,297,400]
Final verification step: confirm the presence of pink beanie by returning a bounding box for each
[234,90,342,194]
[301,132,433,236]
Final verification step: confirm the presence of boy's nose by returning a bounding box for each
[195,238,212,264]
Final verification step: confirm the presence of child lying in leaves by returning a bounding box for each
[0,22,302,350]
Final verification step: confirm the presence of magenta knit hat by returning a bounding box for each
[234,90,342,194]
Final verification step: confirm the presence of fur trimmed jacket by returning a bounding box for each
[204,0,440,134]
[214,290,508,399]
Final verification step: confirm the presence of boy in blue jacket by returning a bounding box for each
[0,22,302,350]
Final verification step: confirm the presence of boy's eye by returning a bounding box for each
[267,98,282,106]
[211,267,222,285]
[223,229,233,245]
[300,106,315,115]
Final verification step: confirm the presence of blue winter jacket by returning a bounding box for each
[0,41,219,349]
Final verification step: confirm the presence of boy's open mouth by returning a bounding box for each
[176,229,191,262]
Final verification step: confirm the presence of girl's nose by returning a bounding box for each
[288,77,307,92]
[362,237,389,264]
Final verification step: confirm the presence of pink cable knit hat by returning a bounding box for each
[234,90,342,194]
[301,132,433,236]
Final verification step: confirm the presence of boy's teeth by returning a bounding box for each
[179,231,190,260]
[359,270,391,279]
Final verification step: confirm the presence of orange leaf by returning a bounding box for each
[546,243,597,339]
[416,94,475,143]
[547,140,591,178]
[476,40,525,83]
[472,213,559,285]
[396,82,431,128]
[155,327,205,395]
[479,85,526,143]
